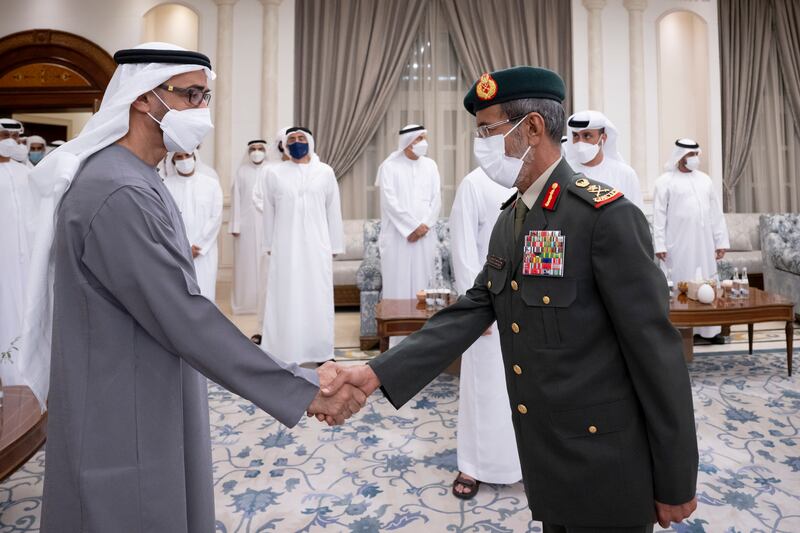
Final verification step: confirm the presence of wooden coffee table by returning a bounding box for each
[669,288,794,375]
[375,298,452,353]
[0,386,47,481]
[377,288,796,376]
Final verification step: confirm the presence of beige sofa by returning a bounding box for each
[718,213,764,288]
[333,219,365,307]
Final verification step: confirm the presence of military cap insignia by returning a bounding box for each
[569,176,624,208]
[541,182,561,211]
[476,73,498,101]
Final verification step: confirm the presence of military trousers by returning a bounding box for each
[542,523,654,533]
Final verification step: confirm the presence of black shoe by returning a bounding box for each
[708,334,727,345]
[693,334,709,346]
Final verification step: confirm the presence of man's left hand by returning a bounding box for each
[655,497,697,528]
[191,245,201,258]
[715,249,726,260]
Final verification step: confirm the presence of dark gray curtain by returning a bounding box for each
[294,0,427,177]
[719,0,773,211]
[774,0,800,138]
[440,0,573,112]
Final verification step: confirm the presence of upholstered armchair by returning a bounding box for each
[356,219,455,349]
[760,214,800,319]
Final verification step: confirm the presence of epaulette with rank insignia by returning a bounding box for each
[568,175,624,208]
[500,192,517,211]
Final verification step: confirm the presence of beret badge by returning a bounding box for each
[476,73,498,101]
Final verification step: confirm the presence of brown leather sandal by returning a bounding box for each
[452,472,480,500]
[250,334,262,345]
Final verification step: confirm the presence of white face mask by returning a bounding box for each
[472,116,530,189]
[249,149,266,164]
[148,90,214,154]
[175,158,196,175]
[7,141,29,162]
[574,139,602,164]
[0,138,19,158]
[685,156,700,171]
[411,140,428,158]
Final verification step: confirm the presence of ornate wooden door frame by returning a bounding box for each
[0,29,115,112]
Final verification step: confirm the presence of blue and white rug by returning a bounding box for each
[1,349,798,532]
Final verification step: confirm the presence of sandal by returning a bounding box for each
[250,334,262,345]
[452,472,480,500]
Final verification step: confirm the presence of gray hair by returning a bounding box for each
[500,98,565,145]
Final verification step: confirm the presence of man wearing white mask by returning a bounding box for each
[164,151,224,302]
[0,119,30,165]
[325,66,699,532]
[566,110,643,210]
[20,44,364,533]
[229,140,269,316]
[0,119,31,387]
[653,139,729,344]
[260,127,344,365]
[26,135,47,167]
[449,166,521,499]
[376,124,441,301]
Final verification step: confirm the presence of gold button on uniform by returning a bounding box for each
[511,322,520,333]
[511,280,519,291]
[588,425,598,434]
[487,281,492,289]
[542,295,551,305]
[517,404,528,414]
[512,364,522,375]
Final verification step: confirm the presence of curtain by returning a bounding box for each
[735,28,800,213]
[441,0,573,112]
[718,0,773,211]
[774,0,800,138]
[339,1,473,218]
[294,0,427,178]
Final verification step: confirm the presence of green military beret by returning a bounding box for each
[463,66,566,115]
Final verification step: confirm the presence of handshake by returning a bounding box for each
[306,362,382,426]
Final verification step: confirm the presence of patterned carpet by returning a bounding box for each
[1,348,798,532]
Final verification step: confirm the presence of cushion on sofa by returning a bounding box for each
[333,260,361,286]
[723,251,764,275]
[336,219,365,261]
[726,213,761,252]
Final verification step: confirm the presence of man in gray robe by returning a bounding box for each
[19,43,363,533]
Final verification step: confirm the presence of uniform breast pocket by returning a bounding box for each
[520,277,576,345]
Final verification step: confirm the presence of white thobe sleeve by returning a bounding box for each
[626,166,644,211]
[253,170,265,213]
[229,170,241,234]
[378,164,422,237]
[449,178,482,295]
[326,170,345,255]
[195,181,223,256]
[709,184,730,250]
[652,177,669,255]
[262,171,276,253]
[423,162,442,228]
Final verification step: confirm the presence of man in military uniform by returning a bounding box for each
[322,66,698,532]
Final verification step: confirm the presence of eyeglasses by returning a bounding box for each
[158,83,212,107]
[475,115,526,139]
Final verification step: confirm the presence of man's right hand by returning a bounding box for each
[231,232,240,237]
[407,224,429,243]
[656,252,667,261]
[321,364,381,400]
